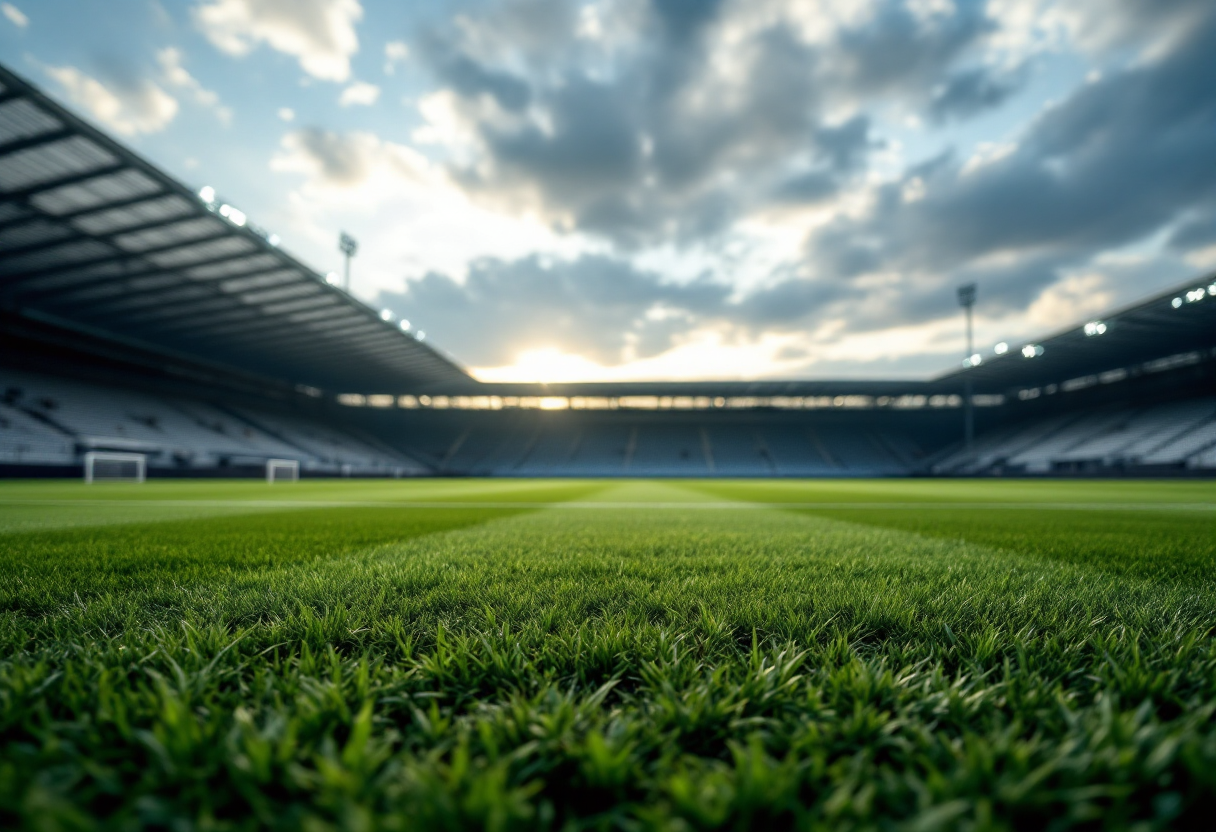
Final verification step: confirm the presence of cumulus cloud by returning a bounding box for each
[928,65,1025,122]
[268,125,570,292]
[339,80,380,106]
[1,3,28,28]
[44,64,178,136]
[408,0,1004,247]
[158,47,233,124]
[373,251,978,378]
[806,9,1216,290]
[194,0,362,82]
[348,0,1216,379]
[378,254,731,367]
[271,127,428,190]
[253,0,1216,380]
[383,40,408,75]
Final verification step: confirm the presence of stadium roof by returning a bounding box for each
[0,63,471,394]
[934,274,1216,394]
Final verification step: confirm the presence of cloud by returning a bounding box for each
[44,64,178,136]
[267,125,569,292]
[194,0,362,82]
[278,106,294,121]
[928,65,1024,122]
[383,40,408,75]
[157,47,233,124]
[339,80,380,107]
[1,3,27,28]
[372,251,981,379]
[378,0,1216,377]
[410,0,1004,248]
[804,8,1216,289]
[377,254,731,367]
[239,1,1216,381]
[271,127,427,189]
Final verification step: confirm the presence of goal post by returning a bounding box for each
[266,458,300,483]
[83,452,146,484]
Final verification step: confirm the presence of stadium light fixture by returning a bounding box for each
[1209,283,1216,296]
[994,342,1008,355]
[267,233,280,247]
[325,272,341,286]
[338,232,358,292]
[217,204,246,227]
[1171,297,1183,308]
[1083,320,1107,336]
[197,185,216,203]
[1022,344,1044,358]
[399,319,411,331]
[1185,288,1206,303]
[416,331,426,341]
[379,309,393,322]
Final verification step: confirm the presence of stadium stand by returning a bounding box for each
[0,367,423,475]
[934,397,1216,475]
[2,61,1215,479]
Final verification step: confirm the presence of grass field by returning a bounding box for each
[1,478,1214,830]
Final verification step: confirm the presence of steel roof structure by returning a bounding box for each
[933,275,1216,394]
[0,64,470,394]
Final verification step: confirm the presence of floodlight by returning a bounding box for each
[325,272,341,285]
[970,353,982,366]
[1186,288,1205,303]
[994,342,1008,355]
[380,309,393,321]
[267,234,280,247]
[399,319,411,331]
[218,204,246,227]
[197,185,216,203]
[1083,321,1107,336]
[1209,283,1216,296]
[1022,344,1038,358]
[1172,297,1183,308]
[416,331,426,341]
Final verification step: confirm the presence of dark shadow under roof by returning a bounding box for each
[0,63,471,394]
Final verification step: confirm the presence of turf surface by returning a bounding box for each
[1,478,1214,830]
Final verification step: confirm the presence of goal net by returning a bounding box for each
[83,452,146,484]
[266,458,300,483]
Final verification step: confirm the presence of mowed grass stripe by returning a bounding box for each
[0,479,1213,829]
[2,498,1214,511]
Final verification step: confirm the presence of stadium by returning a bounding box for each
[3,60,1214,478]
[2,11,1216,830]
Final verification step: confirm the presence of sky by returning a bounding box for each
[3,0,1215,382]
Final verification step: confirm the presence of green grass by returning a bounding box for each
[0,478,1214,830]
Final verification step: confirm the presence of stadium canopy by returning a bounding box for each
[0,64,470,395]
[934,275,1216,394]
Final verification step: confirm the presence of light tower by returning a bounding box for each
[338,232,358,292]
[957,283,977,451]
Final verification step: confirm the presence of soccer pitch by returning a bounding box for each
[1,479,1214,829]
